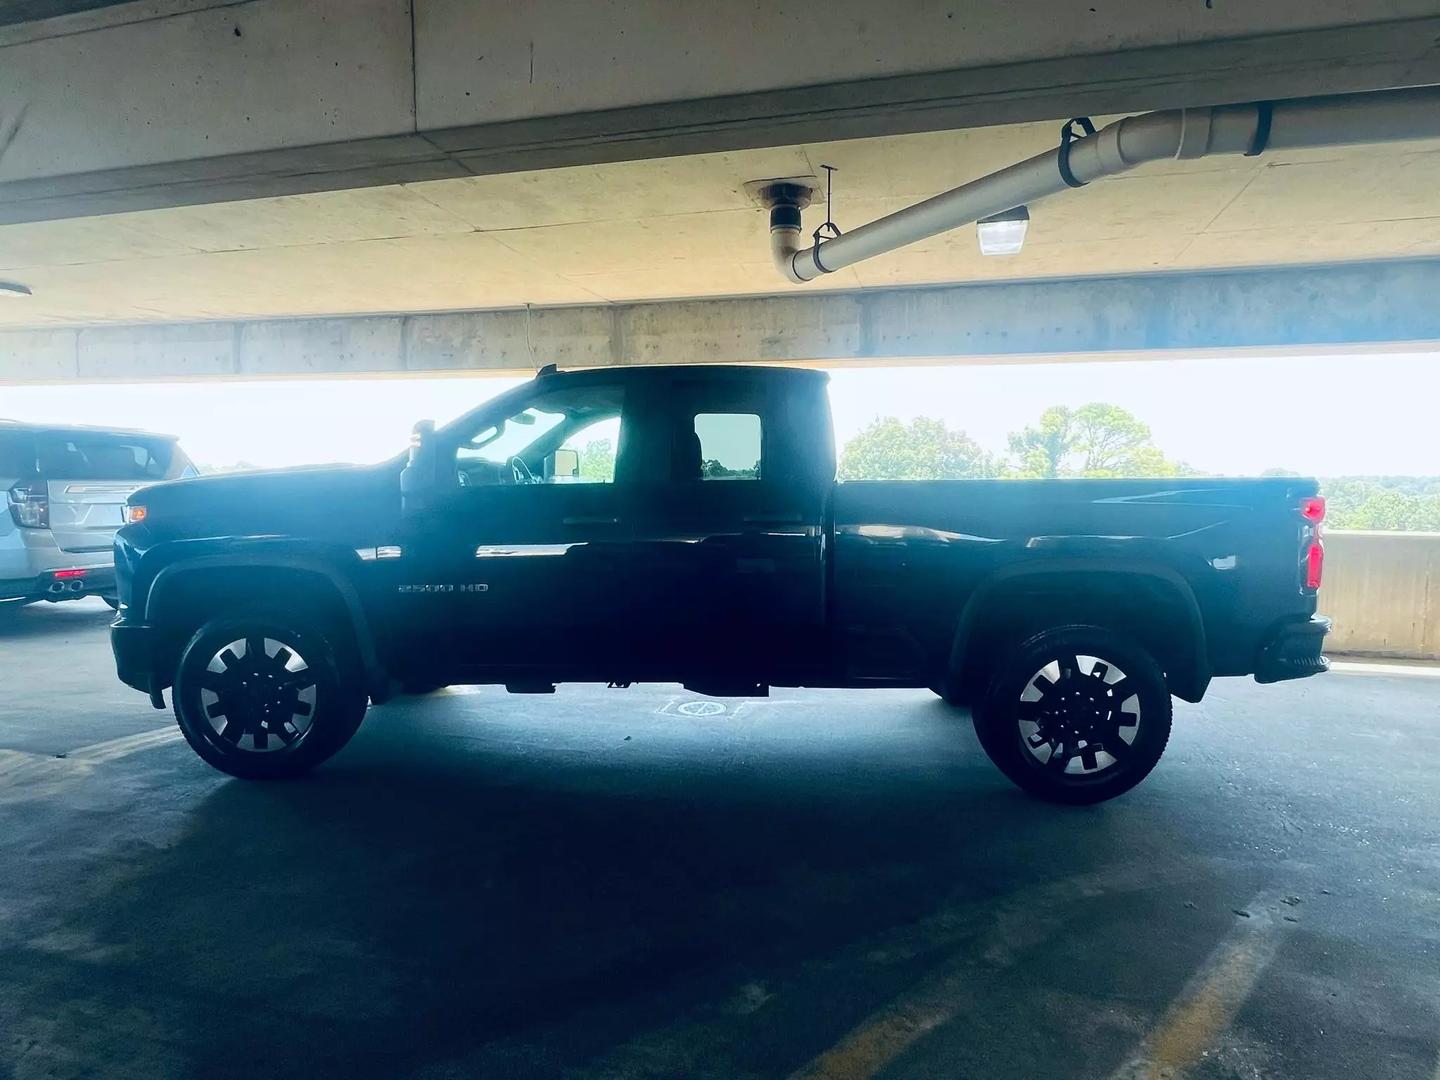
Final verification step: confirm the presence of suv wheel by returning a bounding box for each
[972,625,1172,804]
[173,612,367,780]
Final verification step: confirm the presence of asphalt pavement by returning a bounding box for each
[0,598,1437,1080]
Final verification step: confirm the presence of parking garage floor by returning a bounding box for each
[0,599,1437,1080]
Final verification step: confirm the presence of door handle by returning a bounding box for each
[563,515,621,525]
[742,512,804,524]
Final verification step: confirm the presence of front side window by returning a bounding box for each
[693,413,762,480]
[454,384,624,487]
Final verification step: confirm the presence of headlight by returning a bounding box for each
[125,504,148,524]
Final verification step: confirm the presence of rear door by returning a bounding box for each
[627,375,829,681]
[38,432,193,554]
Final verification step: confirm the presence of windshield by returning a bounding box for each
[461,406,569,465]
[37,433,194,481]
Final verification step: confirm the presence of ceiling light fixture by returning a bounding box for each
[976,206,1030,256]
[0,281,32,298]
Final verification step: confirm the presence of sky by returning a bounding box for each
[1,351,1436,476]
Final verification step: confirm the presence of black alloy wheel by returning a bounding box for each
[173,613,367,779]
[973,625,1172,804]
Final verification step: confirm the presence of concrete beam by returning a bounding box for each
[1,3,1438,224]
[2,259,1439,383]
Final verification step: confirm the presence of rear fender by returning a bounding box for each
[947,559,1211,702]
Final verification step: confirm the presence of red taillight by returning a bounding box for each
[1305,539,1325,590]
[6,484,48,529]
[1300,495,1326,589]
[52,569,88,580]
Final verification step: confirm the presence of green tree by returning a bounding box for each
[1007,403,1186,478]
[577,438,615,482]
[1006,406,1073,479]
[839,416,997,481]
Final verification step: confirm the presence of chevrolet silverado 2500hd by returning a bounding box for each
[111,364,1329,803]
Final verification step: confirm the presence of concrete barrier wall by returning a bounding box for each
[1321,531,1440,660]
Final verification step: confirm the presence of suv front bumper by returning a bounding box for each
[1255,615,1331,684]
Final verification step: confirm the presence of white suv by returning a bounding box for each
[1,421,195,611]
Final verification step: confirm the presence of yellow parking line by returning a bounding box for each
[1108,892,1296,1080]
[785,865,1202,1080]
[786,883,1295,1080]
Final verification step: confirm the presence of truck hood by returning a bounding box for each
[130,462,400,538]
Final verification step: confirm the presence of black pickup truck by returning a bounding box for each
[111,364,1329,803]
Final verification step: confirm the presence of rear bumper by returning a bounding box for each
[0,565,116,603]
[112,618,161,696]
[1255,615,1331,684]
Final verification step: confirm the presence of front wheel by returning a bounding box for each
[972,625,1172,804]
[173,612,368,780]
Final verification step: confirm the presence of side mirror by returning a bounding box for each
[548,447,580,481]
[400,419,440,512]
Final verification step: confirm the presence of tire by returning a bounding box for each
[972,624,1172,805]
[173,611,368,780]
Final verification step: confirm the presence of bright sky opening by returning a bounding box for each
[2,351,1436,476]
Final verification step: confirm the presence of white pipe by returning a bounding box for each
[770,85,1440,283]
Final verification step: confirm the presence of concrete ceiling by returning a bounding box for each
[2,117,1439,327]
[0,0,127,26]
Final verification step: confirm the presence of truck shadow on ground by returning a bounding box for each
[9,705,1207,1080]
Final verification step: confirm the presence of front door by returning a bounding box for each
[394,379,640,681]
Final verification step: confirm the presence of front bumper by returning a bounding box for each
[0,565,117,604]
[1255,615,1331,684]
[112,618,162,697]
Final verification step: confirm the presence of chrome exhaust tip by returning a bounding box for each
[67,580,86,593]
[47,581,66,595]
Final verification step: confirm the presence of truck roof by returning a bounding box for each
[0,418,179,441]
[534,363,829,386]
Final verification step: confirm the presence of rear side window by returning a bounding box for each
[0,432,33,478]
[694,413,762,480]
[37,434,193,481]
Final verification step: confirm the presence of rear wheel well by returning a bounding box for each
[952,573,1207,702]
[147,567,363,691]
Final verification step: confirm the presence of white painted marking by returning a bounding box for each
[65,726,184,764]
[677,700,727,717]
[1331,660,1440,679]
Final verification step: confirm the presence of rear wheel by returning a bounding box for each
[972,625,1171,804]
[173,612,367,780]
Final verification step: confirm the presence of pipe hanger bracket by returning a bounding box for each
[1057,117,1096,188]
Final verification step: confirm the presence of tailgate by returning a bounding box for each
[46,480,143,554]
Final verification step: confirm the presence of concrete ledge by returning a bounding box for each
[4,260,1440,383]
[1322,531,1440,661]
